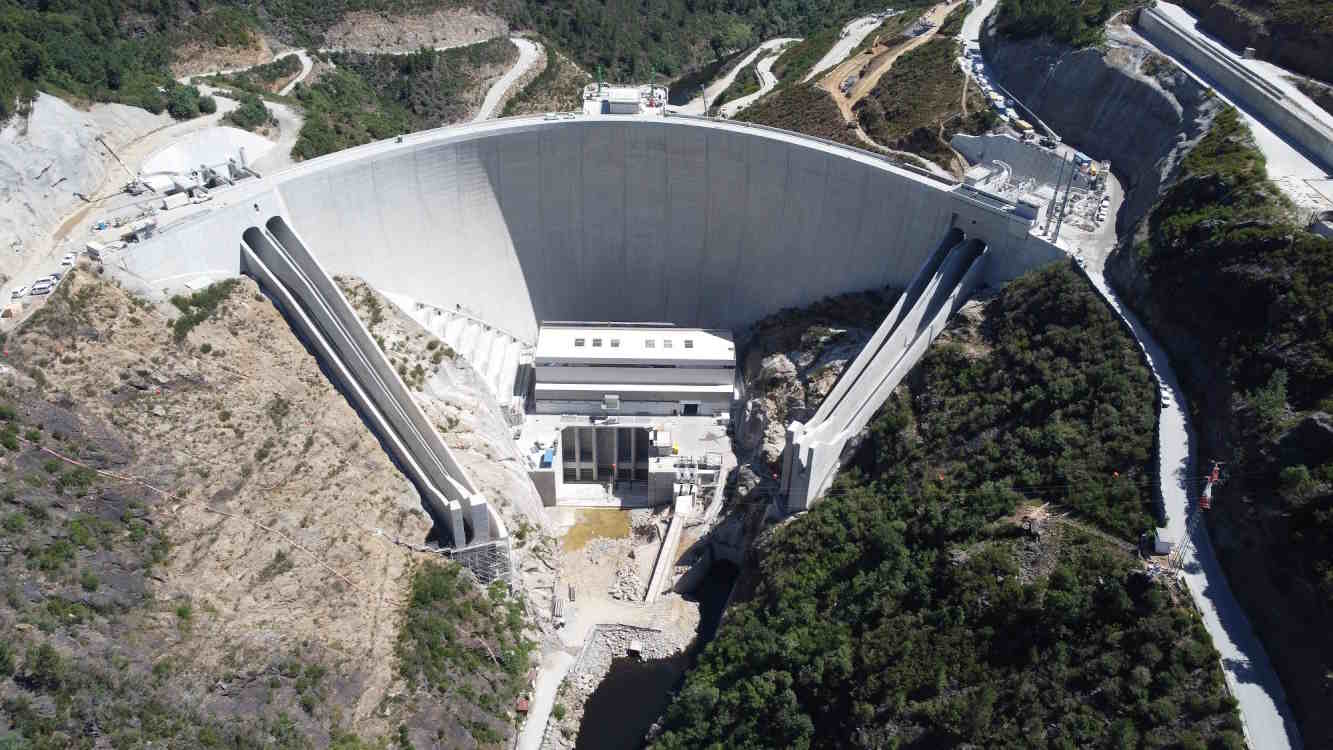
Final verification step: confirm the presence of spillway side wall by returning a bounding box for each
[274,119,964,341]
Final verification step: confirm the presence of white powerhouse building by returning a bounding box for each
[533,323,735,416]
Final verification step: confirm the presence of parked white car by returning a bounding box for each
[60,252,76,265]
[11,285,28,300]
[29,279,54,295]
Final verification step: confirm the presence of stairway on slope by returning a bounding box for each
[396,299,535,421]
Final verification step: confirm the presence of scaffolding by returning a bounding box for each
[451,536,514,587]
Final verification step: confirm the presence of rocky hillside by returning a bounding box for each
[1174,0,1333,85]
[654,264,1239,749]
[0,270,537,747]
[988,14,1333,741]
[982,16,1223,237]
[1107,106,1333,747]
[734,289,899,477]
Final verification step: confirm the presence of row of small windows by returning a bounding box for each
[573,337,694,349]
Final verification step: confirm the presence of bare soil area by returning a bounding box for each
[324,8,508,53]
[0,269,553,746]
[171,38,275,79]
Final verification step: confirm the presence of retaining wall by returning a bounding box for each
[1138,6,1333,171]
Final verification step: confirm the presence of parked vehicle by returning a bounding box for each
[29,279,54,295]
[60,252,76,265]
[11,285,28,300]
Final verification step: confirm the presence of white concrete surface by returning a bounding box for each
[1138,4,1333,214]
[141,126,275,175]
[719,39,800,117]
[958,0,1000,48]
[804,12,897,83]
[784,235,992,508]
[118,115,1056,345]
[475,38,543,122]
[516,649,575,750]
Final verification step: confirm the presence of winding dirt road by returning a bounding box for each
[474,38,544,122]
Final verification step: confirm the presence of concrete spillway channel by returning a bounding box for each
[783,230,990,509]
[240,216,505,554]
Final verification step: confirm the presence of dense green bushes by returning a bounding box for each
[717,59,762,107]
[397,561,534,742]
[997,0,1133,47]
[292,40,515,160]
[1125,104,1333,744]
[0,0,180,118]
[653,264,1233,748]
[224,91,275,130]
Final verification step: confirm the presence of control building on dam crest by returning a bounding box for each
[120,113,1064,529]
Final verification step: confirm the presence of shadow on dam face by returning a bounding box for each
[270,119,985,341]
[127,118,1058,348]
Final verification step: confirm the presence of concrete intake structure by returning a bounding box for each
[119,114,1063,513]
[240,217,501,548]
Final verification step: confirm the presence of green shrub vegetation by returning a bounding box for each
[0,0,178,118]
[526,0,937,81]
[503,43,592,115]
[997,0,1133,47]
[736,84,863,148]
[654,264,1235,747]
[170,279,240,341]
[293,40,515,160]
[854,36,995,167]
[396,561,535,740]
[717,58,763,107]
[224,91,275,131]
[1126,104,1333,745]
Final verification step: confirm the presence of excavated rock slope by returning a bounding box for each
[982,19,1222,235]
[0,270,536,746]
[0,95,168,279]
[734,290,899,475]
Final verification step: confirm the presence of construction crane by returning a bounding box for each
[1166,461,1223,574]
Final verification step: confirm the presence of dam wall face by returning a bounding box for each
[123,116,1056,337]
[275,119,968,341]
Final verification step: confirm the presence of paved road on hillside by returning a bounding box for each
[719,39,801,117]
[673,37,801,115]
[962,0,1306,742]
[475,38,543,122]
[803,12,898,83]
[1084,264,1303,750]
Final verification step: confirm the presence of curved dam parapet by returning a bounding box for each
[125,116,1060,338]
[120,114,1063,512]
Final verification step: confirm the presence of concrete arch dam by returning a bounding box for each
[121,115,1062,510]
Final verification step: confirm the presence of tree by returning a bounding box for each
[167,85,201,119]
